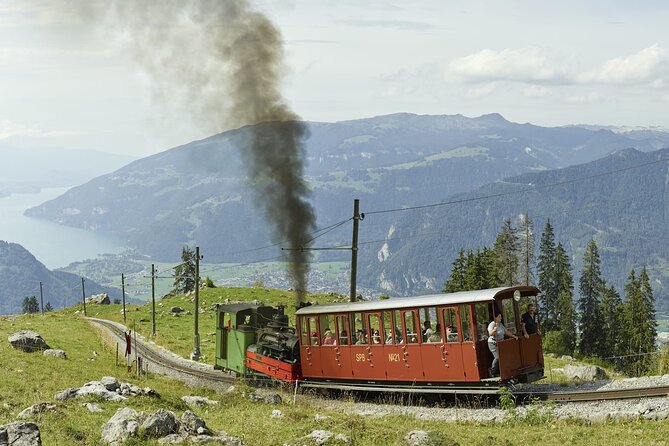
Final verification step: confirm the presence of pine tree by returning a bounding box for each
[599,284,623,362]
[554,242,576,354]
[517,214,535,286]
[537,220,557,331]
[622,267,657,376]
[44,302,53,312]
[22,296,39,314]
[578,239,605,357]
[443,249,467,292]
[173,246,197,294]
[493,219,519,286]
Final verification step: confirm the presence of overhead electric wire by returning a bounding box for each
[363,155,669,216]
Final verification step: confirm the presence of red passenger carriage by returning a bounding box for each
[295,286,544,389]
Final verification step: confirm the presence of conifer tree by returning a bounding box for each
[493,219,519,286]
[537,220,558,331]
[444,249,467,292]
[622,267,657,376]
[554,242,576,354]
[173,246,197,294]
[599,284,623,362]
[517,214,535,286]
[44,302,53,312]
[578,239,604,357]
[22,296,39,314]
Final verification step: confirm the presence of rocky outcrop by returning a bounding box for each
[141,409,178,438]
[86,293,110,305]
[55,377,158,402]
[43,349,67,359]
[16,403,56,420]
[0,422,42,446]
[8,331,49,352]
[101,408,141,446]
[561,364,609,381]
[170,306,184,313]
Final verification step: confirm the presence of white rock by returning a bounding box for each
[0,422,42,446]
[43,349,67,359]
[306,430,333,445]
[271,409,283,419]
[181,396,220,408]
[101,408,141,446]
[404,430,430,446]
[17,403,56,419]
[83,403,103,413]
[314,414,330,421]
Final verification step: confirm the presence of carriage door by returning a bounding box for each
[383,311,410,381]
[334,314,353,378]
[437,307,466,381]
[400,310,423,378]
[299,316,322,379]
[459,304,480,380]
[497,298,523,380]
[363,313,386,380]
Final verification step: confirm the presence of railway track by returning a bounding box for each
[86,317,235,385]
[87,317,669,404]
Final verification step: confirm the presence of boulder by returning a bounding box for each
[158,434,188,444]
[306,430,333,445]
[43,349,67,359]
[170,306,184,313]
[0,422,42,446]
[189,433,244,445]
[270,409,283,419]
[561,364,609,381]
[77,381,126,402]
[141,409,178,438]
[54,388,79,401]
[82,403,103,413]
[100,377,120,392]
[263,394,282,405]
[86,293,110,305]
[180,410,208,435]
[181,396,219,408]
[101,408,141,446]
[404,431,430,446]
[560,355,574,361]
[8,331,50,352]
[16,403,57,420]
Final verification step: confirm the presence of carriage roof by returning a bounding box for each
[295,286,540,316]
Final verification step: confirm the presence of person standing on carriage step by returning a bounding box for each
[521,303,541,338]
[124,330,133,373]
[487,313,518,377]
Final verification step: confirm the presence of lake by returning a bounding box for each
[0,187,126,269]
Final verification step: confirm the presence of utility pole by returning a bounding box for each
[121,273,126,323]
[81,277,87,317]
[350,198,360,303]
[39,281,44,314]
[151,264,156,336]
[191,246,202,360]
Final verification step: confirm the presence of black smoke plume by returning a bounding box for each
[89,1,316,304]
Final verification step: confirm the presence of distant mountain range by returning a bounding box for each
[0,241,121,314]
[361,147,669,310]
[0,147,135,196]
[20,112,669,305]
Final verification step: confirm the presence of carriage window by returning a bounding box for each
[474,303,491,341]
[442,307,458,343]
[404,311,419,344]
[388,311,402,344]
[308,318,319,346]
[368,314,383,345]
[382,311,393,344]
[459,305,473,341]
[336,315,349,345]
[319,315,333,341]
[352,312,368,345]
[501,298,517,335]
[300,317,308,346]
[420,307,437,342]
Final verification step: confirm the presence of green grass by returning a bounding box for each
[4,307,669,444]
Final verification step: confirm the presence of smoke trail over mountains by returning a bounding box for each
[91,1,316,303]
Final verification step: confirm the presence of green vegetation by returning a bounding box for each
[3,311,669,445]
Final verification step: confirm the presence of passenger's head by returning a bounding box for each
[423,320,432,328]
[494,313,502,322]
[527,303,536,314]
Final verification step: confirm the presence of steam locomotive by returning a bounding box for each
[214,286,545,391]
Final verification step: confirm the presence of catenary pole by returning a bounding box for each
[191,246,202,360]
[121,273,126,323]
[81,277,87,316]
[350,198,360,303]
[151,264,156,336]
[39,281,44,314]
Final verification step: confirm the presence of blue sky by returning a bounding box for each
[1,0,668,156]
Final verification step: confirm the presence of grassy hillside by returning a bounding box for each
[3,311,669,445]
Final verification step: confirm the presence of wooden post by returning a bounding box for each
[39,281,44,314]
[151,264,156,336]
[121,273,126,323]
[350,199,360,303]
[116,343,119,367]
[81,277,87,316]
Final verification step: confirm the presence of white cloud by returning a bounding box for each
[449,47,567,83]
[566,93,602,104]
[580,45,669,85]
[524,85,549,98]
[465,83,497,98]
[0,119,77,139]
